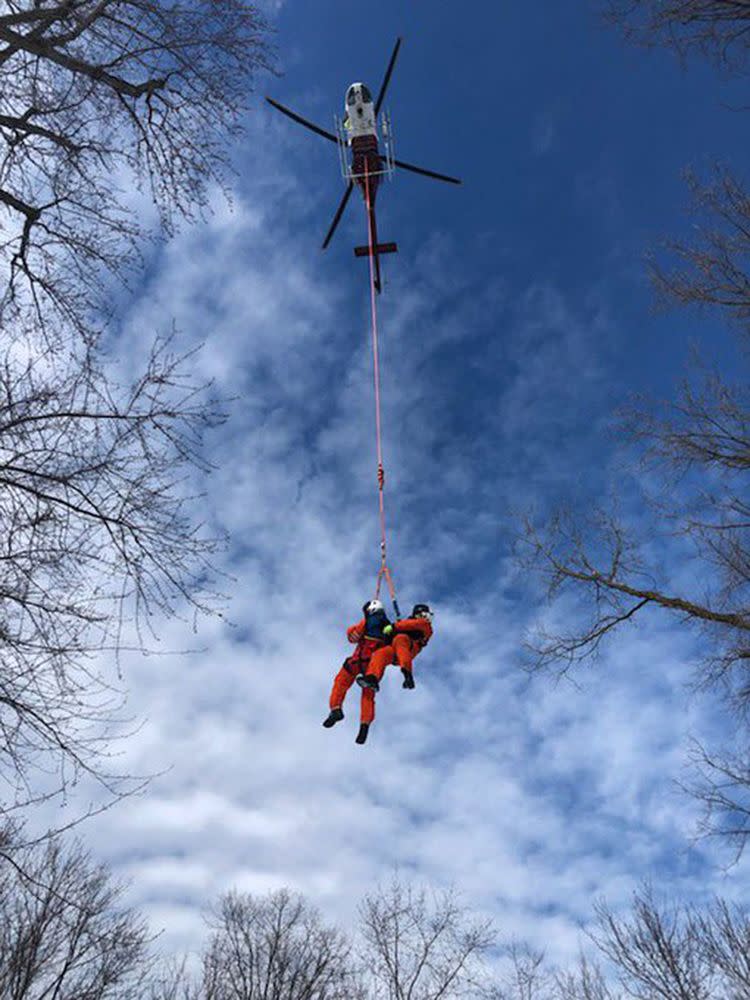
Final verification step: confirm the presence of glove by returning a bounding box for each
[401,669,415,690]
[383,624,394,638]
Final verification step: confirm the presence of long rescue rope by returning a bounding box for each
[363,161,401,620]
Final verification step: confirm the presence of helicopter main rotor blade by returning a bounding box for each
[389,156,462,185]
[322,181,354,249]
[374,37,402,116]
[265,97,338,144]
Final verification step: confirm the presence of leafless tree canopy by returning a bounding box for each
[0,0,272,338]
[603,1,750,70]
[554,956,622,1000]
[521,165,750,855]
[0,0,270,830]
[582,887,750,1000]
[523,166,750,685]
[682,738,750,866]
[0,335,226,814]
[115,881,750,1000]
[0,822,150,999]
[491,943,556,1000]
[359,878,495,1000]
[486,888,750,1000]
[653,167,750,319]
[499,0,750,894]
[187,889,359,1000]
[590,889,716,1000]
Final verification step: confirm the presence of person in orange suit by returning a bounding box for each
[323,599,392,745]
[357,602,434,697]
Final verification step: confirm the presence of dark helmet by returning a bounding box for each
[412,603,433,620]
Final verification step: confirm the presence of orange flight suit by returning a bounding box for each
[328,618,382,724]
[368,616,433,684]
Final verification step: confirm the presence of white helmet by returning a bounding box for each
[363,599,384,615]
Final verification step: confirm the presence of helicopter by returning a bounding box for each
[266,38,461,293]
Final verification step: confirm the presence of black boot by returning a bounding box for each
[322,708,344,728]
[356,673,380,692]
[355,723,369,745]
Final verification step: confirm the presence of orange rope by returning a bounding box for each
[363,162,400,618]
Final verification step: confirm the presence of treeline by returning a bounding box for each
[2,829,749,1000]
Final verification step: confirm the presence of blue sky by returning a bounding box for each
[40,0,750,976]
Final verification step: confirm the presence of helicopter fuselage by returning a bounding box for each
[344,82,382,203]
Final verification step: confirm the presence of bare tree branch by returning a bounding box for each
[359,876,495,1000]
[520,163,750,858]
[0,332,228,824]
[0,0,274,340]
[603,1,750,72]
[0,821,152,998]
[195,888,359,1000]
[589,887,716,1000]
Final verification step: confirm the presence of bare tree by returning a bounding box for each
[0,0,275,863]
[603,1,750,72]
[523,170,750,688]
[681,738,750,865]
[145,958,195,1000]
[554,955,622,1000]
[0,332,227,822]
[520,164,750,855]
[359,877,495,1000]
[540,891,750,999]
[580,887,750,1000]
[523,468,750,713]
[0,0,272,340]
[651,167,750,318]
[0,821,151,999]
[192,888,359,1000]
[476,890,750,1000]
[696,896,750,996]
[490,943,555,1000]
[589,888,716,1000]
[522,172,750,710]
